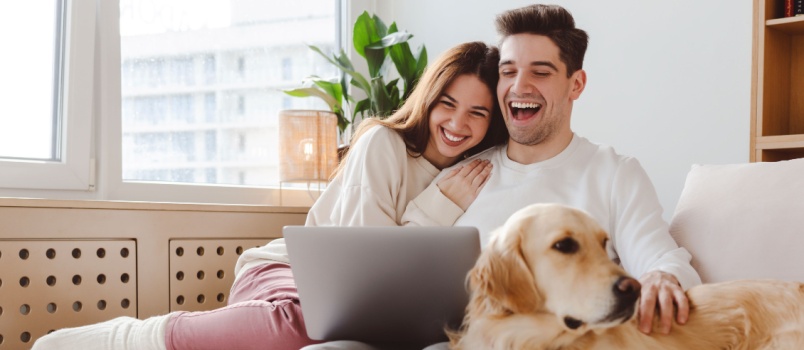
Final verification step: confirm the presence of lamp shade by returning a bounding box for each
[278,110,339,183]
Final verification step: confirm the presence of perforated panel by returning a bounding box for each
[169,239,272,312]
[0,240,137,349]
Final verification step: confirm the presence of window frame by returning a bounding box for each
[0,0,95,191]
[100,0,345,206]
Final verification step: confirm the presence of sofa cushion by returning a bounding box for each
[669,158,804,284]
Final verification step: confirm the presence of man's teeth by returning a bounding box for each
[511,102,541,109]
[443,129,466,142]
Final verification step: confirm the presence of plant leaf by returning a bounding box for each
[415,45,428,77]
[388,43,416,95]
[352,98,371,124]
[372,14,388,39]
[309,45,372,95]
[371,77,394,118]
[335,111,349,134]
[308,77,344,107]
[405,45,428,100]
[282,87,340,106]
[353,11,380,59]
[385,79,401,111]
[364,46,386,78]
[282,87,339,111]
[366,32,413,49]
[352,11,386,78]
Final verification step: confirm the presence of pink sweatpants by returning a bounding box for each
[164,262,322,350]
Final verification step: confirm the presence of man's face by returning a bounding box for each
[497,34,583,146]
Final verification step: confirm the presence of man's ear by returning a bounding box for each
[569,69,586,100]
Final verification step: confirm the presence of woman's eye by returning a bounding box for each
[440,100,455,108]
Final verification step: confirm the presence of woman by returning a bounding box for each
[33,41,506,350]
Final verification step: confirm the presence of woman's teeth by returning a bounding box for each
[443,128,466,142]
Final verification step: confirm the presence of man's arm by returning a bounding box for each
[609,157,701,334]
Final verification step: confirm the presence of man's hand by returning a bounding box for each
[637,270,689,335]
[437,159,492,211]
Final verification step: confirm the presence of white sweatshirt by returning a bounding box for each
[407,134,702,290]
[234,125,463,279]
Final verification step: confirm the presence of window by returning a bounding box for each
[106,0,342,204]
[119,0,338,189]
[0,0,95,190]
[0,0,343,205]
[0,2,61,161]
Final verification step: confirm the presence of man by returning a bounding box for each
[426,3,700,336]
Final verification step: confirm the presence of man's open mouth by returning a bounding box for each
[510,101,542,121]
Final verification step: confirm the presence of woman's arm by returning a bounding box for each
[401,158,493,226]
[306,126,417,226]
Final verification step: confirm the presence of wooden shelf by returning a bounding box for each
[752,0,804,162]
[755,134,804,149]
[766,15,804,33]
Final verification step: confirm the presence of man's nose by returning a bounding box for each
[510,73,532,95]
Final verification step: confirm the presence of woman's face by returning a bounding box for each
[424,74,494,169]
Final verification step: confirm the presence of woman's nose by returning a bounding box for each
[448,112,468,129]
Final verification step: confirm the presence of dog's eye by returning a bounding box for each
[553,238,579,254]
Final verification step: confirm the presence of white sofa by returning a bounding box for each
[303,158,804,350]
[669,157,804,284]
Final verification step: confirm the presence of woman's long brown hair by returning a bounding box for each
[332,41,508,179]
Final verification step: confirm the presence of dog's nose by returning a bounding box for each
[613,276,641,302]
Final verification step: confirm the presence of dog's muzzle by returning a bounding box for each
[605,276,641,322]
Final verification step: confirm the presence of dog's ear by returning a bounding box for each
[468,227,543,315]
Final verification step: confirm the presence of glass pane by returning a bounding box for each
[0,2,62,161]
[120,0,338,187]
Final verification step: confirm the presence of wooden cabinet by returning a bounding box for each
[751,0,804,161]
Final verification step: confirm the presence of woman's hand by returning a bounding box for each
[437,159,493,211]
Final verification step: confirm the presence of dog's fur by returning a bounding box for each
[449,203,804,349]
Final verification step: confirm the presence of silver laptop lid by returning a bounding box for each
[284,226,480,346]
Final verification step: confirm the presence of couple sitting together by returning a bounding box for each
[34,4,700,350]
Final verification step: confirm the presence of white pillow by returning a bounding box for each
[669,158,804,284]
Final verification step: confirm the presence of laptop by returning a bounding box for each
[284,226,481,347]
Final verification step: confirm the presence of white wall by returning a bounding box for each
[376,0,752,221]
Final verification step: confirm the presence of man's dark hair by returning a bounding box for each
[495,4,588,77]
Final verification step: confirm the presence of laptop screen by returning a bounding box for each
[284,226,481,346]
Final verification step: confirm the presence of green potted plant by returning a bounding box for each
[283,11,428,137]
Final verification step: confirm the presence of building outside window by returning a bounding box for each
[120,0,338,188]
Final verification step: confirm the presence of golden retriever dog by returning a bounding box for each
[449,203,804,349]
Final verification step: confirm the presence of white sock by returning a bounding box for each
[32,313,175,350]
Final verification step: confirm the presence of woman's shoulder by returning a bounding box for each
[352,124,405,151]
